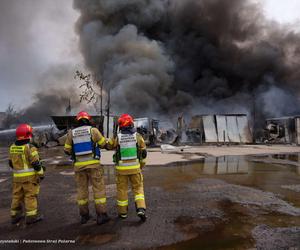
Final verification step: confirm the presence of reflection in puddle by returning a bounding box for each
[272,153,300,162]
[255,153,300,175]
[158,155,300,250]
[145,154,300,208]
[203,156,249,175]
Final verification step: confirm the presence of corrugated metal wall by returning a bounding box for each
[202,115,252,143]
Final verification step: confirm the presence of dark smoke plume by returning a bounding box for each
[18,65,83,125]
[20,88,77,124]
[73,0,300,121]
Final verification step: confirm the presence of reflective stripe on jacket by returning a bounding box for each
[13,168,36,177]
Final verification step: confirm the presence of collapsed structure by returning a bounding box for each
[51,115,117,138]
[51,115,175,146]
[264,116,300,145]
[182,114,253,144]
[9,112,300,147]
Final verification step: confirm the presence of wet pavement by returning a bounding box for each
[0,147,299,249]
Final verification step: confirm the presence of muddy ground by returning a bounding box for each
[0,146,300,249]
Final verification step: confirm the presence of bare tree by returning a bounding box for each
[3,104,19,129]
[74,70,104,114]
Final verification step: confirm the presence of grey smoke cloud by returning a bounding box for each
[74,0,300,121]
[0,0,81,111]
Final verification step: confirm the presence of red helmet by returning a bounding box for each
[118,114,134,128]
[76,111,91,121]
[16,124,33,140]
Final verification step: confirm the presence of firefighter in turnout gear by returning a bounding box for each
[9,124,44,225]
[107,114,147,221]
[64,111,110,225]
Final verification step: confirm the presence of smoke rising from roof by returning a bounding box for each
[74,0,300,121]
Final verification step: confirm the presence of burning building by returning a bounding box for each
[73,0,300,123]
[264,116,300,145]
[186,114,252,144]
[51,115,117,138]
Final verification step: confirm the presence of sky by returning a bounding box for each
[0,0,299,111]
[262,0,300,25]
[0,0,81,111]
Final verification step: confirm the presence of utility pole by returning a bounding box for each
[106,89,110,138]
[252,92,256,143]
[100,80,103,116]
[95,79,104,134]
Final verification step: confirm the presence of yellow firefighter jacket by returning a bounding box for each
[9,143,44,183]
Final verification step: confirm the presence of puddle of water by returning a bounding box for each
[145,155,300,206]
[162,201,254,250]
[161,195,300,250]
[272,154,300,162]
[153,154,300,250]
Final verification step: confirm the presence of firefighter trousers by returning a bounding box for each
[116,173,146,215]
[75,167,107,216]
[11,180,40,219]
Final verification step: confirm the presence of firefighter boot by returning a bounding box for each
[26,214,44,225]
[96,213,110,225]
[137,208,146,222]
[11,215,23,225]
[79,203,90,224]
[80,214,90,224]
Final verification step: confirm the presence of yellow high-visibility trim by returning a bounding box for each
[10,149,24,153]
[26,209,37,216]
[74,159,100,167]
[13,172,36,178]
[97,137,106,146]
[117,200,128,206]
[135,194,145,201]
[95,198,106,204]
[64,144,72,149]
[77,199,88,205]
[37,168,44,175]
[116,164,140,170]
[11,210,18,216]
[31,151,38,157]
[10,145,25,154]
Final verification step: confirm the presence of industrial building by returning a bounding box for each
[186,114,253,144]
